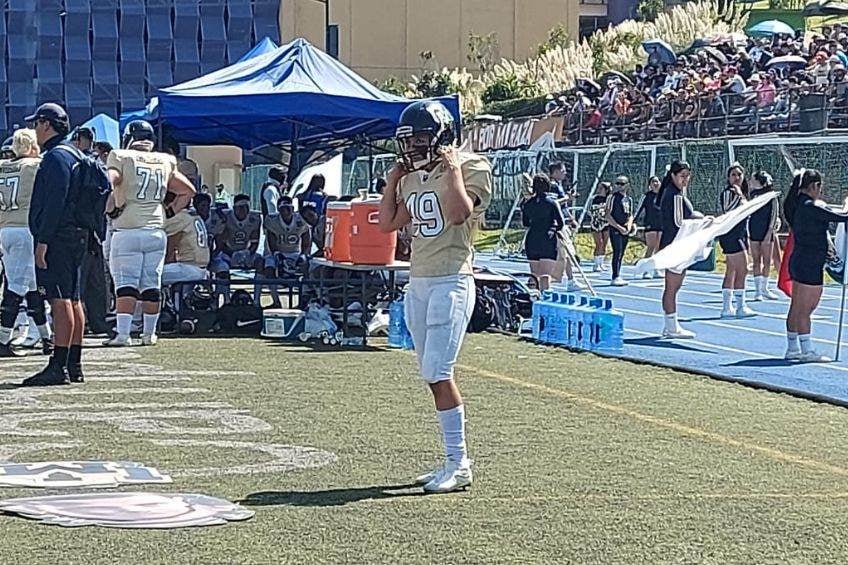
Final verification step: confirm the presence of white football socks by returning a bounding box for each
[799,334,812,354]
[664,313,678,332]
[437,405,468,467]
[733,289,746,310]
[143,313,160,337]
[116,313,133,337]
[786,331,799,351]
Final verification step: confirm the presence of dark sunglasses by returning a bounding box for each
[614,181,628,186]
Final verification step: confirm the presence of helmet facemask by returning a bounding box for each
[396,129,440,172]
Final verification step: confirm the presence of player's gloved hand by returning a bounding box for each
[438,146,461,170]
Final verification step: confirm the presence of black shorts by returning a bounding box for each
[789,250,825,286]
[644,226,662,233]
[748,216,770,242]
[718,234,748,255]
[525,234,558,261]
[36,229,88,301]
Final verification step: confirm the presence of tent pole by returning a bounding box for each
[367,141,373,191]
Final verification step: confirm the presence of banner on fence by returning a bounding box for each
[466,117,563,152]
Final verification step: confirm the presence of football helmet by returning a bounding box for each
[1,136,13,160]
[122,120,155,149]
[395,101,456,171]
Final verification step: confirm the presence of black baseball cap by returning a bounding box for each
[24,103,69,129]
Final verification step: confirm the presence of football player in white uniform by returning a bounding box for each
[264,196,311,271]
[163,207,210,285]
[210,194,262,278]
[378,100,492,494]
[104,120,196,346]
[0,129,52,357]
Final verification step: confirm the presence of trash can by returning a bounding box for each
[799,93,827,132]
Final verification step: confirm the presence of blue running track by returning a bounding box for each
[476,252,848,407]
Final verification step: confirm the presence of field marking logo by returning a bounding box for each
[0,461,171,488]
[0,492,253,529]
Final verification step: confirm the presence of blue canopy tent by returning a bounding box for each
[236,36,278,63]
[69,113,120,148]
[154,38,460,152]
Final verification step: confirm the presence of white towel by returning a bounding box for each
[635,191,778,275]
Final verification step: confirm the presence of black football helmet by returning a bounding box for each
[1,136,13,160]
[122,120,155,149]
[395,100,456,171]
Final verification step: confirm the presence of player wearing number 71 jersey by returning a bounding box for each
[104,120,195,347]
[378,100,492,494]
[0,129,52,357]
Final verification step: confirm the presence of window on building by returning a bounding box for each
[580,16,610,39]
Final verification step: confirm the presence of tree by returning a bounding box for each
[467,32,499,74]
[637,0,665,22]
[536,24,570,56]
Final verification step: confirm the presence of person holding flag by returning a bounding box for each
[782,168,848,362]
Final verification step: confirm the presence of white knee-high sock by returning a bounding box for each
[437,405,468,466]
[143,313,159,336]
[799,334,813,354]
[664,313,678,332]
[116,313,133,337]
[733,289,746,310]
[753,275,764,294]
[786,331,799,351]
[722,289,732,310]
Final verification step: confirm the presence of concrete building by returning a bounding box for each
[280,0,580,81]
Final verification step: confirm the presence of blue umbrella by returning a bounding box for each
[641,39,676,65]
[748,20,795,37]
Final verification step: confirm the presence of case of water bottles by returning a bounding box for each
[531,286,624,353]
[387,297,415,350]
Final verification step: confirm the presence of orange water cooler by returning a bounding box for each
[324,201,353,262]
[349,199,396,265]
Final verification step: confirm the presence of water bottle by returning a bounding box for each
[562,294,578,348]
[532,290,553,342]
[388,299,405,348]
[594,299,624,353]
[574,296,596,351]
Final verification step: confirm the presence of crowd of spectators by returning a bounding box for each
[549,23,848,145]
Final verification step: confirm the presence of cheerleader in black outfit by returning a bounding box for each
[718,163,756,318]
[658,160,708,339]
[784,168,848,362]
[522,174,565,289]
[589,182,610,272]
[748,170,781,301]
[605,175,634,286]
[634,175,662,278]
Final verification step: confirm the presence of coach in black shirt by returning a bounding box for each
[25,103,87,386]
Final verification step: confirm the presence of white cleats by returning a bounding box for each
[662,327,696,339]
[423,461,473,494]
[735,305,757,318]
[103,334,133,347]
[798,350,832,363]
[611,277,628,287]
[784,348,802,361]
[414,464,444,486]
[140,333,158,346]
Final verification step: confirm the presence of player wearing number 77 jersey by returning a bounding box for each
[0,129,52,357]
[378,100,492,494]
[104,120,195,347]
